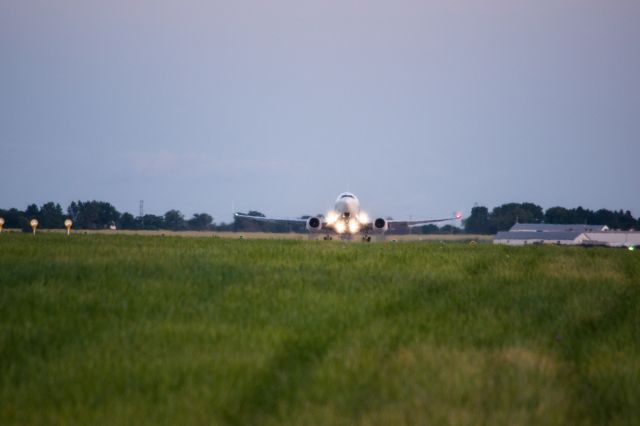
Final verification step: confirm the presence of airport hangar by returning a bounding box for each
[494,223,640,247]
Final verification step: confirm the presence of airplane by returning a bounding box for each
[234,192,462,241]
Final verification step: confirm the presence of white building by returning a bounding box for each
[494,230,587,246]
[582,232,640,248]
[510,223,609,233]
[494,223,638,247]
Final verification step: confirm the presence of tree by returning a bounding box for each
[39,202,64,228]
[544,207,572,224]
[138,214,163,230]
[491,202,543,231]
[0,208,28,230]
[25,204,39,219]
[619,210,637,230]
[464,206,493,234]
[118,212,138,229]
[440,224,461,234]
[67,201,121,229]
[571,207,591,225]
[188,213,213,230]
[593,209,617,229]
[164,210,185,231]
[420,224,440,234]
[214,221,235,232]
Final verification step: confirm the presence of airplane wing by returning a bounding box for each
[234,213,308,225]
[386,212,463,228]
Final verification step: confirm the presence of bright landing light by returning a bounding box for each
[326,211,339,224]
[348,221,360,234]
[335,221,346,234]
[357,211,369,225]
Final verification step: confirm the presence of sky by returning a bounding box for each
[1,0,639,222]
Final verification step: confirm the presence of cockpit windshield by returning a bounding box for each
[340,194,355,199]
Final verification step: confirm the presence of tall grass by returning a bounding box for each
[1,234,638,425]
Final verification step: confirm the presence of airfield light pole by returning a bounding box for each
[30,219,38,236]
[64,219,73,236]
[139,200,144,228]
[0,217,4,233]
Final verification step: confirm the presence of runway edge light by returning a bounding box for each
[30,219,39,235]
[64,219,73,236]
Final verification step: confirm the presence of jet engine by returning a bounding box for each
[373,218,388,232]
[306,216,323,232]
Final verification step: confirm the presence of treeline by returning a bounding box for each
[2,200,638,234]
[0,201,216,232]
[0,201,318,233]
[464,203,638,234]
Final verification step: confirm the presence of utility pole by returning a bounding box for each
[139,200,144,228]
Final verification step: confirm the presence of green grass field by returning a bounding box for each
[1,234,638,425]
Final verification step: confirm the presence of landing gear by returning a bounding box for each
[362,235,372,242]
[323,234,333,241]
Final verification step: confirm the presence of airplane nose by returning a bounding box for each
[336,198,357,215]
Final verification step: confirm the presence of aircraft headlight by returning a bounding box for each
[348,221,360,234]
[357,212,369,225]
[335,221,346,234]
[326,211,338,224]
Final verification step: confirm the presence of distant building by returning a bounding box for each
[494,223,638,247]
[582,232,640,248]
[510,223,609,233]
[494,230,587,246]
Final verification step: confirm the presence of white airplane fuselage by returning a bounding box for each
[328,192,366,236]
[235,191,460,239]
[334,192,360,219]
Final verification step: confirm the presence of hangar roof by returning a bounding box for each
[495,231,584,241]
[510,223,607,232]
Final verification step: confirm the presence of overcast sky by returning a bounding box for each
[1,1,639,222]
